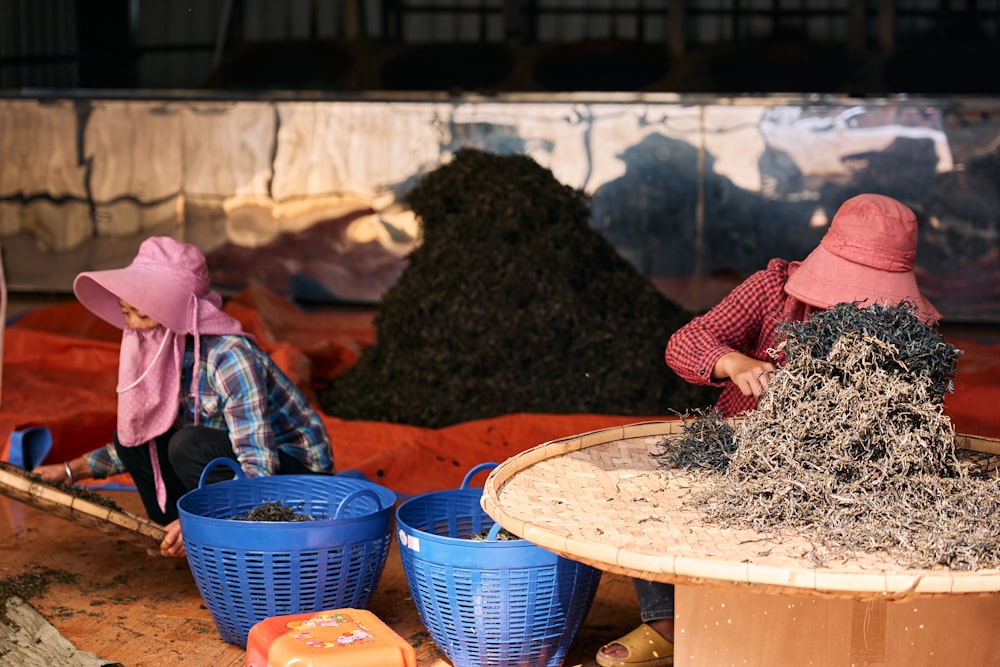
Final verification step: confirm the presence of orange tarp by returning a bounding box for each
[0,284,658,495]
[942,334,1000,443]
[2,282,998,497]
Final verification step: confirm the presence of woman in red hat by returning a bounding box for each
[34,237,334,558]
[597,193,940,667]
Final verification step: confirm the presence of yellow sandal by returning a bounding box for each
[595,623,674,667]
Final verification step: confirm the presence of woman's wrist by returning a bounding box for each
[64,458,91,483]
[712,351,741,381]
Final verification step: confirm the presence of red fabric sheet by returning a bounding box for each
[943,335,1000,442]
[0,284,655,495]
[3,283,998,497]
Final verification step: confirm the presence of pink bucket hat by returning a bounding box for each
[73,236,244,335]
[784,194,941,321]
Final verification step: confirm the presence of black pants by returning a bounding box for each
[114,426,314,525]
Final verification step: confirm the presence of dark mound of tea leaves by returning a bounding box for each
[229,501,314,522]
[655,407,737,472]
[319,148,718,428]
[660,302,1000,570]
[0,567,76,624]
[18,465,123,512]
[471,527,521,541]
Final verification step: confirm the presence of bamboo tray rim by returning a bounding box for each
[0,461,166,549]
[480,420,1000,600]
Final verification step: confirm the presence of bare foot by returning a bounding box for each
[600,618,674,659]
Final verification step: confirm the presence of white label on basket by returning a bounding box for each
[399,529,420,552]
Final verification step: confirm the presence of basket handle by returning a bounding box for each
[485,522,507,542]
[333,488,382,519]
[197,457,245,489]
[460,462,498,489]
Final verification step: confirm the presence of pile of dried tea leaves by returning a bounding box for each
[658,301,1000,570]
[471,526,521,541]
[0,567,76,624]
[655,407,737,473]
[229,501,314,522]
[319,148,718,428]
[33,474,123,512]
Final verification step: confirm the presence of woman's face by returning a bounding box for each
[119,299,161,330]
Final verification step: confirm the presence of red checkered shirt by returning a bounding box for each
[665,258,811,417]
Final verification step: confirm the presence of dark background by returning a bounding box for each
[3,1,1000,324]
[3,1,1000,95]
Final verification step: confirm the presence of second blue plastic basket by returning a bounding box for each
[396,462,602,667]
[177,458,397,647]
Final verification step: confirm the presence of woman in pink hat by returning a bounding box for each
[597,193,940,667]
[34,237,334,558]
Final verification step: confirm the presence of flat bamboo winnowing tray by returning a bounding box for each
[481,420,1000,601]
[0,461,166,550]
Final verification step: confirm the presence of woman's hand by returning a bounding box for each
[713,352,777,398]
[157,520,186,558]
[32,457,91,485]
[158,519,186,558]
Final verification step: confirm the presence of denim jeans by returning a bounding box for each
[634,579,675,622]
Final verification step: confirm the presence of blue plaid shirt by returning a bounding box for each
[85,334,333,478]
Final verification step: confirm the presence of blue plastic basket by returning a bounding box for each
[396,463,602,667]
[177,458,396,647]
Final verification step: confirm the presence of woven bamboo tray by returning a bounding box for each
[481,420,1000,601]
[0,461,166,549]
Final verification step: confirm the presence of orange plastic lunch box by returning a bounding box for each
[245,608,416,667]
